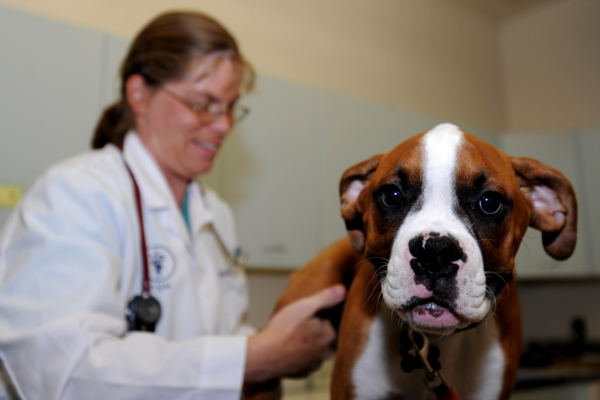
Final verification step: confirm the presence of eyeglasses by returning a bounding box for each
[160,87,250,124]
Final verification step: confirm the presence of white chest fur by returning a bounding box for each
[351,304,505,400]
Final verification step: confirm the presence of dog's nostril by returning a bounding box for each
[425,236,465,263]
[408,236,427,258]
[409,234,467,263]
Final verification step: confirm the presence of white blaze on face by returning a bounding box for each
[382,123,489,333]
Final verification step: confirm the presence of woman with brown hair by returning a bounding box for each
[0,11,344,399]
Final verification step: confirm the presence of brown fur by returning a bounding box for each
[331,259,378,399]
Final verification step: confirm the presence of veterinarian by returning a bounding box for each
[0,11,345,399]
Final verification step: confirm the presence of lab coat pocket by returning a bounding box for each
[218,265,248,297]
[218,264,250,333]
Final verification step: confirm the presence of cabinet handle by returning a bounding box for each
[262,243,286,254]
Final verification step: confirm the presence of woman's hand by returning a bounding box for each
[244,284,346,383]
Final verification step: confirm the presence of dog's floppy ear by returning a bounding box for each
[339,154,383,253]
[511,157,577,260]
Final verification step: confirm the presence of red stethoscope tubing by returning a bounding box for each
[123,160,152,296]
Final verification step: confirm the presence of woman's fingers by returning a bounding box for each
[272,284,346,326]
[300,284,346,316]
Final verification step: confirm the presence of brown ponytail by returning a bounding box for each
[92,99,134,149]
[91,11,254,149]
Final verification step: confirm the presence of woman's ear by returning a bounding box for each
[125,74,151,116]
[511,157,578,260]
[339,154,383,253]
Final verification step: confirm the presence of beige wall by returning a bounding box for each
[500,0,600,132]
[0,0,506,131]
[2,0,597,131]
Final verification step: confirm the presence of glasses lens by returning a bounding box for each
[233,105,250,123]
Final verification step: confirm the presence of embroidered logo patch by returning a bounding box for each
[147,245,177,284]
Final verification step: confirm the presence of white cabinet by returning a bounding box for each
[501,133,593,278]
[314,91,401,249]
[0,5,104,226]
[578,126,600,275]
[206,76,321,268]
[99,35,130,108]
[0,6,129,228]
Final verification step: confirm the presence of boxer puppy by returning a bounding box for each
[272,123,577,400]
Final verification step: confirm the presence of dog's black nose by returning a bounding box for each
[409,233,466,291]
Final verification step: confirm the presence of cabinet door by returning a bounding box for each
[501,133,592,278]
[316,97,449,249]
[578,126,600,275]
[0,5,103,226]
[215,75,319,268]
[99,35,130,108]
[315,92,396,249]
[458,124,502,149]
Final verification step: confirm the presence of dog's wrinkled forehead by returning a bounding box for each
[371,124,463,194]
[373,124,511,196]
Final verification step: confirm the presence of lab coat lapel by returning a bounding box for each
[122,132,191,248]
[187,183,214,237]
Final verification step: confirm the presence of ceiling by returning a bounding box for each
[451,0,560,20]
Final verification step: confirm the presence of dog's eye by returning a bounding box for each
[478,193,503,215]
[381,187,403,208]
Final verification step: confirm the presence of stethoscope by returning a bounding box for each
[122,157,247,332]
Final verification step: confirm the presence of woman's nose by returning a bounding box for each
[208,113,233,137]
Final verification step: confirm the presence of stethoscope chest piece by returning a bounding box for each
[126,293,162,332]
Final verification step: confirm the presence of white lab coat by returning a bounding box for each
[0,132,253,399]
